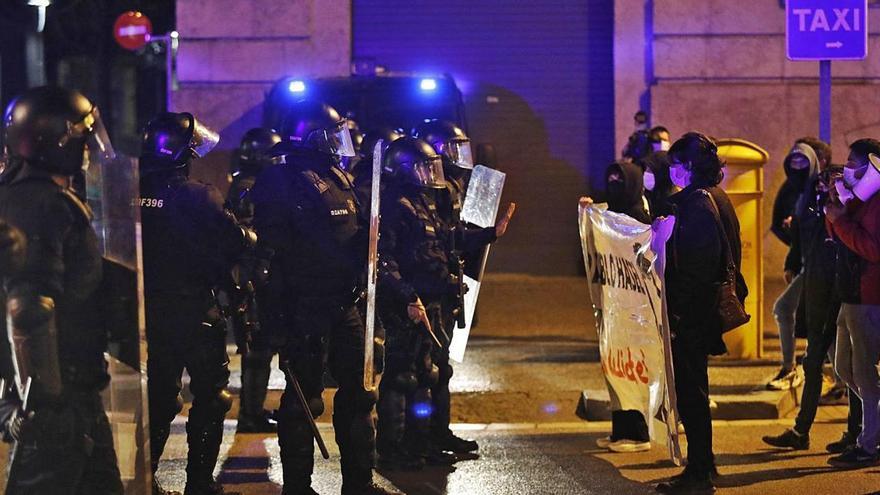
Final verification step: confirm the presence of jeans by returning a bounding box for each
[834,303,880,454]
[774,273,804,369]
[672,337,714,474]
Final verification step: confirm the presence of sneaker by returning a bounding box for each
[826,431,858,454]
[762,428,809,450]
[656,470,715,494]
[767,367,803,391]
[828,446,880,468]
[596,435,614,449]
[608,439,652,453]
[818,385,849,406]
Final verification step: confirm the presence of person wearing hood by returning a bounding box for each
[763,143,843,452]
[766,141,821,391]
[824,138,880,468]
[579,160,652,453]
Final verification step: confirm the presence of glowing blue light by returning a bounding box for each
[288,80,306,93]
[542,402,559,414]
[413,402,433,418]
[420,78,437,91]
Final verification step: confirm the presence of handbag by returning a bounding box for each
[702,190,751,334]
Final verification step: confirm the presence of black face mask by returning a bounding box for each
[789,168,809,187]
[607,180,625,198]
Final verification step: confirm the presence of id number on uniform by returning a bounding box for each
[137,197,164,208]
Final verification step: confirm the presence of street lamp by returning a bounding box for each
[27,0,51,33]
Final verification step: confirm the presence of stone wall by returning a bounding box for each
[173,0,351,186]
[615,0,880,278]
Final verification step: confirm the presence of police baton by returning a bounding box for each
[279,360,330,460]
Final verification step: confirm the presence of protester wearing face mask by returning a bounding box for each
[656,132,745,494]
[642,151,677,218]
[649,126,671,153]
[824,138,880,468]
[765,142,821,391]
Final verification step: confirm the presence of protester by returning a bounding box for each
[825,138,880,468]
[580,160,653,453]
[762,158,842,450]
[642,151,677,217]
[655,132,744,494]
[766,139,821,390]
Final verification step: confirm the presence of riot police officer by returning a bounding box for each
[413,120,515,454]
[376,137,457,468]
[140,112,253,495]
[0,86,125,494]
[227,128,281,434]
[249,100,394,495]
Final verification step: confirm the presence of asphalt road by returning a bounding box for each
[149,418,880,495]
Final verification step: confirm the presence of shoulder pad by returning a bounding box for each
[58,188,93,223]
[300,170,330,194]
[398,197,418,217]
[329,166,354,190]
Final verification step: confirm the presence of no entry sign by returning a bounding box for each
[786,0,868,60]
[113,11,152,51]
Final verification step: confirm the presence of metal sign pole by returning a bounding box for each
[819,60,831,143]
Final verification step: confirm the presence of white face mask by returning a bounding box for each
[643,170,656,191]
[843,166,866,188]
[669,164,691,189]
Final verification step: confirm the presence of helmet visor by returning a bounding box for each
[328,121,356,157]
[414,155,446,188]
[63,106,116,164]
[446,139,474,169]
[190,118,220,158]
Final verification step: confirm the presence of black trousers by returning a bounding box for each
[794,296,840,435]
[6,391,124,495]
[276,298,382,491]
[671,337,714,474]
[146,294,231,483]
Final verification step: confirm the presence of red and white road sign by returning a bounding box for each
[113,11,152,51]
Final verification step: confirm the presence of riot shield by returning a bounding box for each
[85,155,152,494]
[363,139,383,391]
[448,164,505,363]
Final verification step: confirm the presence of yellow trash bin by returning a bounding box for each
[716,138,766,359]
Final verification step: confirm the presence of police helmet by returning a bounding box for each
[3,86,115,175]
[140,112,219,173]
[382,137,446,189]
[278,100,355,157]
[412,119,473,170]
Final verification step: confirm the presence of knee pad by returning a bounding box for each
[419,364,440,387]
[280,394,325,420]
[389,371,418,394]
[439,362,453,380]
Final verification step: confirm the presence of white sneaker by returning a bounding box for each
[596,435,613,449]
[608,439,651,453]
[767,367,803,391]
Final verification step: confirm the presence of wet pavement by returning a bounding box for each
[150,418,880,494]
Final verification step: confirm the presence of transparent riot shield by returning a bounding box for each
[448,164,505,363]
[85,155,151,494]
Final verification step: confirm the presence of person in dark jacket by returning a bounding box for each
[762,161,842,450]
[579,160,652,453]
[767,141,821,391]
[655,132,744,494]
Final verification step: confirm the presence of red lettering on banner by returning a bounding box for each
[604,347,650,385]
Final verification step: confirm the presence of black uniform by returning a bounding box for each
[250,147,382,493]
[140,171,248,492]
[0,162,124,494]
[434,171,494,445]
[378,184,452,464]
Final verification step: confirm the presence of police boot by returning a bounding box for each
[432,428,479,454]
[238,352,276,433]
[278,417,317,495]
[183,420,237,495]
